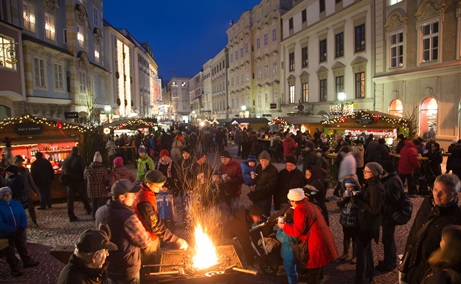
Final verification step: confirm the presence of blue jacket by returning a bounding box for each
[276,228,297,261]
[241,161,257,186]
[0,199,27,238]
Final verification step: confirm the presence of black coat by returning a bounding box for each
[248,163,278,202]
[381,172,404,226]
[30,157,54,186]
[403,196,461,284]
[357,177,385,243]
[274,168,304,210]
[57,254,109,284]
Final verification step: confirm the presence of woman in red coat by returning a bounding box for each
[397,140,420,195]
[279,188,338,284]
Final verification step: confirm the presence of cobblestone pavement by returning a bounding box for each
[0,144,452,284]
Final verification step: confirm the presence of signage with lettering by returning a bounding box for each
[15,123,43,135]
[64,112,79,119]
[355,113,374,124]
[270,103,277,109]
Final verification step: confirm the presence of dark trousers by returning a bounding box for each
[399,173,416,195]
[342,226,357,256]
[91,197,108,219]
[37,184,52,209]
[382,224,397,268]
[67,183,92,218]
[26,198,38,225]
[306,267,324,284]
[223,208,256,265]
[254,196,272,217]
[5,231,32,270]
[237,144,242,156]
[355,236,374,284]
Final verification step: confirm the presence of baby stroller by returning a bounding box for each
[248,204,290,275]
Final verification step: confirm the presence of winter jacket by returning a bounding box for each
[274,168,304,210]
[352,144,365,168]
[376,144,391,164]
[380,171,404,226]
[276,228,297,262]
[95,200,150,280]
[424,149,443,177]
[0,199,27,238]
[338,152,357,182]
[136,155,155,181]
[357,177,385,243]
[6,173,26,203]
[248,163,279,202]
[157,158,180,196]
[337,176,361,228]
[133,185,179,244]
[283,200,338,269]
[282,136,298,157]
[108,166,136,188]
[18,166,39,200]
[61,153,86,184]
[84,162,109,198]
[398,140,420,175]
[30,157,54,186]
[447,142,461,172]
[57,254,109,284]
[402,196,461,284]
[241,161,257,186]
[302,149,319,173]
[156,190,175,220]
[219,159,244,197]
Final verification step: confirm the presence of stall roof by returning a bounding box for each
[102,118,157,129]
[230,118,270,124]
[283,116,324,125]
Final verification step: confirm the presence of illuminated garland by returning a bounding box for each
[104,118,158,130]
[269,117,289,128]
[321,110,408,127]
[0,114,92,132]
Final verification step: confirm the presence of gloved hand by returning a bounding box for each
[176,238,189,250]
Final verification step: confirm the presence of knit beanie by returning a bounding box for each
[0,186,12,199]
[259,150,271,161]
[144,170,167,183]
[160,149,169,157]
[113,156,123,167]
[93,151,102,163]
[365,162,384,176]
[138,147,147,154]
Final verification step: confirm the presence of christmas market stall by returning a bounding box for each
[102,118,158,163]
[321,110,408,145]
[0,114,92,199]
[231,117,269,131]
[282,115,324,135]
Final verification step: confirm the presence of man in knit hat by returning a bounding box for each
[133,170,188,263]
[61,146,92,222]
[247,150,279,217]
[136,147,155,182]
[84,151,109,219]
[275,156,304,210]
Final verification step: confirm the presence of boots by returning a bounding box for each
[339,239,350,260]
[347,240,357,264]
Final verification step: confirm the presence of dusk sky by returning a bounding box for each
[104,0,262,81]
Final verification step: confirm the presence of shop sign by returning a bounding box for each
[15,123,43,135]
[270,103,277,109]
[355,114,374,124]
[64,112,79,119]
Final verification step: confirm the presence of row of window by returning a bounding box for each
[288,72,365,104]
[288,24,365,72]
[229,28,277,63]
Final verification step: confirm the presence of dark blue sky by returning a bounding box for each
[104,0,262,81]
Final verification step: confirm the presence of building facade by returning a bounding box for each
[280,0,374,117]
[210,48,228,119]
[167,77,190,122]
[373,0,461,149]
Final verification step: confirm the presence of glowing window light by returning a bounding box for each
[124,44,131,115]
[117,40,125,116]
[95,50,99,59]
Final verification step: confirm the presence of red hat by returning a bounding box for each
[160,149,169,157]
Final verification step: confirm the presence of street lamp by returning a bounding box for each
[338,91,346,101]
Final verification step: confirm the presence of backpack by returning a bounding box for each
[392,192,413,225]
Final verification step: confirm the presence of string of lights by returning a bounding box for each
[321,110,408,127]
[0,114,92,132]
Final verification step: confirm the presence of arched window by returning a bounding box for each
[420,97,438,138]
[389,99,403,117]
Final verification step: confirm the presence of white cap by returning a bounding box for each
[287,188,305,201]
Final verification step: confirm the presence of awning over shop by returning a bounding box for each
[283,115,324,125]
[230,118,270,124]
[102,118,158,130]
[321,110,408,130]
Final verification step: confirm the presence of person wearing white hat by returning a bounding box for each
[278,188,338,284]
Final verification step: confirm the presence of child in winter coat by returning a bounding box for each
[276,207,298,284]
[336,176,361,264]
[241,154,258,186]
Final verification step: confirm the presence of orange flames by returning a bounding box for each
[192,223,218,269]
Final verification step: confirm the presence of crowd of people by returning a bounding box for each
[1,125,461,284]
